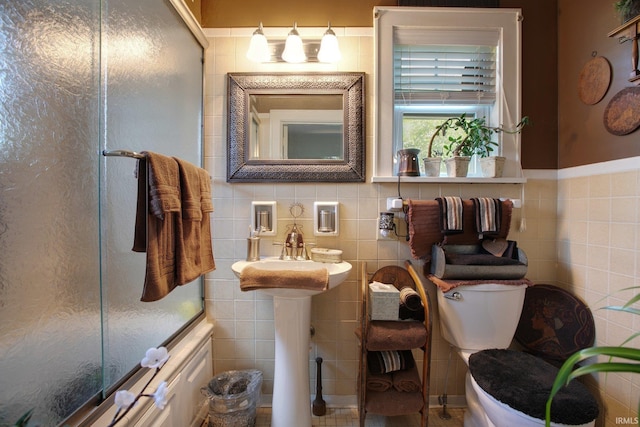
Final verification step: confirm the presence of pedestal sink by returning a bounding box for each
[231,258,352,427]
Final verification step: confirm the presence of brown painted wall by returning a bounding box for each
[201,0,396,28]
[558,0,640,168]
[185,0,202,23]
[502,0,558,169]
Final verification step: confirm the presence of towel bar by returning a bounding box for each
[102,149,145,159]
[102,150,212,181]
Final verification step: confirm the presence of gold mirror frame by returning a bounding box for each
[226,72,366,182]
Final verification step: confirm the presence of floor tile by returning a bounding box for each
[252,406,465,427]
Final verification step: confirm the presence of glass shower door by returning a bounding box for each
[100,0,205,393]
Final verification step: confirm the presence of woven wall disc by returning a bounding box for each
[603,86,640,136]
[577,56,611,105]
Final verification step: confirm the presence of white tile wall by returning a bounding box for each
[557,167,640,426]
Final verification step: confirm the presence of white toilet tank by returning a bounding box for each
[437,283,528,351]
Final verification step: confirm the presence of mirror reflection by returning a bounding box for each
[248,94,344,160]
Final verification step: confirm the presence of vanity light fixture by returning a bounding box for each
[245,23,342,64]
[246,22,270,63]
[317,23,341,63]
[282,22,307,63]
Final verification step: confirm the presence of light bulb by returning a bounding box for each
[318,24,341,63]
[282,23,306,63]
[246,23,270,63]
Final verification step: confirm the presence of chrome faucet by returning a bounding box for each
[273,240,315,261]
[287,223,305,260]
[273,223,313,260]
[273,203,315,260]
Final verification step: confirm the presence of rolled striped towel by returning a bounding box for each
[367,350,415,374]
[399,287,422,311]
[472,197,502,238]
[399,287,424,321]
[436,196,463,234]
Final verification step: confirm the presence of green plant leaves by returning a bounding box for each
[545,346,640,427]
[7,409,33,427]
[431,113,527,158]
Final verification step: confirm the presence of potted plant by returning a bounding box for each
[430,114,529,177]
[426,115,473,177]
[615,0,640,23]
[545,287,640,427]
[423,127,444,177]
[422,151,443,177]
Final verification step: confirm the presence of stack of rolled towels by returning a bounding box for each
[366,285,424,393]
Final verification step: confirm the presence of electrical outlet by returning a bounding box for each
[500,198,522,208]
[386,197,404,211]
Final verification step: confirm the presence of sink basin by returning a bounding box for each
[231,258,352,298]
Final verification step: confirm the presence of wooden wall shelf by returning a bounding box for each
[609,14,640,85]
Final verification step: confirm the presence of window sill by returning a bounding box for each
[371,176,527,184]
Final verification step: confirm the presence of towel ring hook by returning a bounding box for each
[289,202,304,220]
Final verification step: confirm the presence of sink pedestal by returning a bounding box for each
[271,295,312,427]
[230,258,352,427]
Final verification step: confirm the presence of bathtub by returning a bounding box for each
[0,311,212,426]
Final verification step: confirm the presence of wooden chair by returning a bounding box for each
[357,260,432,427]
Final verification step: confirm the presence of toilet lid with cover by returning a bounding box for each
[469,349,599,425]
[515,284,595,363]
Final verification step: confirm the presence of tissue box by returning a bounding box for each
[368,281,400,321]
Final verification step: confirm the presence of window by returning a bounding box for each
[374,7,523,179]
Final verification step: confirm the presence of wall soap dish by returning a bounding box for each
[310,248,343,263]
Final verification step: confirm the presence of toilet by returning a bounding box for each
[437,283,599,427]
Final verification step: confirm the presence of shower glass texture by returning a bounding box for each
[101,0,204,394]
[0,0,205,425]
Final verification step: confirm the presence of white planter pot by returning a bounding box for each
[479,156,506,178]
[422,157,442,177]
[445,156,470,177]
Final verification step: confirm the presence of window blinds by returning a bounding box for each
[393,28,498,104]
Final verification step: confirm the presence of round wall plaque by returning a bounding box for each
[577,56,611,105]
[603,86,640,135]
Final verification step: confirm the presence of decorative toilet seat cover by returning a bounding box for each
[515,284,595,362]
[469,349,599,425]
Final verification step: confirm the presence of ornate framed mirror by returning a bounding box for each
[227,72,365,182]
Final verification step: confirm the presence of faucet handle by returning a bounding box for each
[272,242,286,260]
[303,242,317,260]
